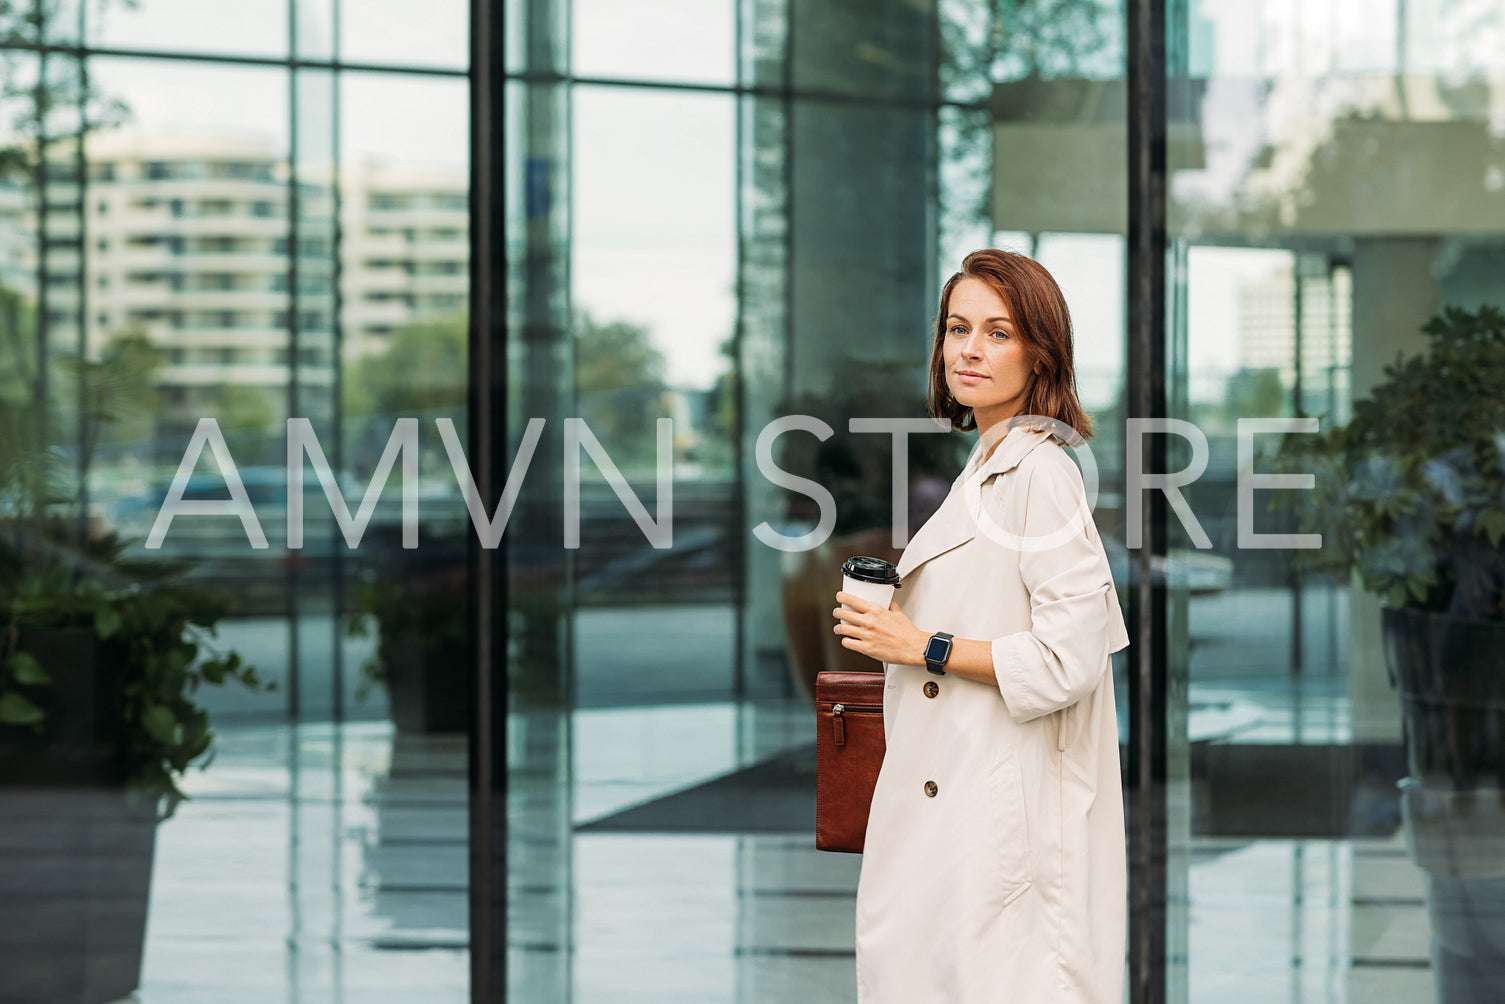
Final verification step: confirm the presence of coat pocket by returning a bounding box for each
[985,747,1034,908]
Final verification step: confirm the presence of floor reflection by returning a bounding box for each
[130,702,1437,1003]
[138,723,468,1004]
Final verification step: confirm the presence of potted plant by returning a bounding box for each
[0,526,268,1004]
[345,530,469,734]
[0,322,266,1004]
[1277,304,1505,1001]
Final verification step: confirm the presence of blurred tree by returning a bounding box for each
[214,383,277,433]
[345,313,468,419]
[65,330,163,445]
[573,312,668,472]
[344,310,672,470]
[1221,367,1287,431]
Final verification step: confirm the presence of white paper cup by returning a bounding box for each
[839,556,901,610]
[841,574,895,610]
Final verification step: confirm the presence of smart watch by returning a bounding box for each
[923,631,954,676]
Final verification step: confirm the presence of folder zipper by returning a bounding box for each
[829,702,881,748]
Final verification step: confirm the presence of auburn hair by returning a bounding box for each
[926,248,1094,443]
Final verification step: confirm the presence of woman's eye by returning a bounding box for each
[949,325,967,336]
[990,330,1009,340]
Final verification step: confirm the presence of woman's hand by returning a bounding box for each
[832,594,929,667]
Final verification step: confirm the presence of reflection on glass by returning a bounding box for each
[570,83,737,641]
[0,26,471,1001]
[86,0,288,57]
[340,71,471,734]
[1172,1,1505,999]
[0,50,287,1004]
[573,0,735,85]
[340,0,468,69]
[335,69,471,989]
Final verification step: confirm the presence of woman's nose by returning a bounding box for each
[960,331,984,357]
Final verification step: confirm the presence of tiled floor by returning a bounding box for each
[136,724,469,1003]
[104,698,1447,1004]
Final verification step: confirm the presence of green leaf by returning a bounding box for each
[0,691,46,726]
[8,652,50,685]
[94,606,122,639]
[200,659,225,685]
[139,702,179,745]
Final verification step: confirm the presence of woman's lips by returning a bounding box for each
[954,370,988,384]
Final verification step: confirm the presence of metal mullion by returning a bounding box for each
[1126,2,1169,1004]
[2,40,469,78]
[33,24,50,429]
[547,73,991,114]
[74,43,89,535]
[730,1,748,705]
[285,1,302,723]
[329,7,346,727]
[467,0,506,997]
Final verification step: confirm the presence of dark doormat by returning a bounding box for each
[576,744,816,834]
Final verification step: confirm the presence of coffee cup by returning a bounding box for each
[840,556,902,610]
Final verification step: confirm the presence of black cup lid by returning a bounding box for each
[841,555,901,586]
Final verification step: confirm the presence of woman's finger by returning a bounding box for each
[835,591,873,612]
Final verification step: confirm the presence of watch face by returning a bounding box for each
[926,636,950,663]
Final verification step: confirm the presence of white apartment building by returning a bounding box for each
[21,131,466,424]
[79,132,297,418]
[340,161,468,359]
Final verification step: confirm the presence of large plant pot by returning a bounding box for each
[382,636,469,734]
[0,627,157,1004]
[0,790,158,1004]
[1383,607,1505,1001]
[1384,607,1505,787]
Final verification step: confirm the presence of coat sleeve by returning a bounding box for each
[990,446,1128,724]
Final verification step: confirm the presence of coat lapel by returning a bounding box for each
[895,426,1055,580]
[895,477,975,578]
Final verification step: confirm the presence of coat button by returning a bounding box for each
[923,681,939,698]
[924,780,938,798]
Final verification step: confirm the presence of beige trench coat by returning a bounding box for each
[854,425,1131,1004]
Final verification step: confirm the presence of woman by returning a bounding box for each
[832,249,1130,1003]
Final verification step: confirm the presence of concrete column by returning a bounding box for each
[1348,238,1441,742]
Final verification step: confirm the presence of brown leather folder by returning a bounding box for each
[815,670,886,853]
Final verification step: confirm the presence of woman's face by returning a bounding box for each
[942,277,1037,436]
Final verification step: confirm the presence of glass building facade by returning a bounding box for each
[1,1,1503,1001]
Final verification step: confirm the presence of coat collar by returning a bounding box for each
[895,426,1055,580]
[967,425,1057,482]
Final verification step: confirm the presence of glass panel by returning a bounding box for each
[87,0,289,58]
[567,85,746,991]
[940,0,1125,105]
[570,84,736,610]
[1170,1,1505,1000]
[787,0,939,101]
[739,0,788,89]
[338,64,473,740]
[1,55,296,1002]
[0,47,473,1001]
[503,64,573,1000]
[338,67,472,987]
[573,0,735,85]
[295,0,339,62]
[340,0,468,70]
